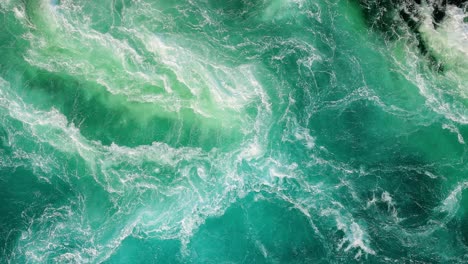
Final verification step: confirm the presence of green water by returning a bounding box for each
[0,0,467,263]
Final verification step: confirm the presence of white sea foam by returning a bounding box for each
[437,181,468,219]
[419,4,468,77]
[381,191,399,219]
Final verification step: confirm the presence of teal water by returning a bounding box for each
[0,0,467,263]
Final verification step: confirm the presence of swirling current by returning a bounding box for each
[0,0,467,263]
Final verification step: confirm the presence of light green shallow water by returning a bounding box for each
[0,0,467,263]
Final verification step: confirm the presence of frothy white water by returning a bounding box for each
[419,3,468,85]
[437,181,468,220]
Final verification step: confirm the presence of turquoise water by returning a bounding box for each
[0,0,467,263]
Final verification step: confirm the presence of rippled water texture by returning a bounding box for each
[0,0,467,263]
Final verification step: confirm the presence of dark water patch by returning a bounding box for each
[0,166,71,261]
[188,192,328,263]
[374,162,442,227]
[458,189,468,247]
[206,0,258,16]
[349,166,457,260]
[104,237,182,264]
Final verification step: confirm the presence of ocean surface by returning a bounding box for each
[0,0,467,263]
